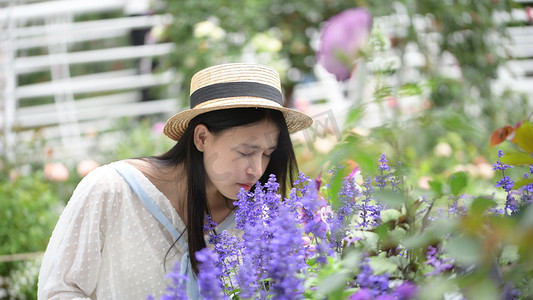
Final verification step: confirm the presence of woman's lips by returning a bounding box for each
[238,183,253,190]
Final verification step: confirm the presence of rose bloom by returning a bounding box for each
[418,175,433,190]
[44,162,69,182]
[434,142,452,158]
[77,160,100,178]
[317,8,372,81]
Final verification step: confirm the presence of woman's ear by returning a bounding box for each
[193,124,210,152]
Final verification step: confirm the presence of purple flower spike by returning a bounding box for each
[394,281,418,299]
[317,7,372,81]
[196,249,226,300]
[153,261,187,300]
[349,288,374,300]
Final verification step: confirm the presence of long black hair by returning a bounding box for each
[154,107,298,273]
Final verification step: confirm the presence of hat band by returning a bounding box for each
[190,82,283,108]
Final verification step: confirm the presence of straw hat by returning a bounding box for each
[163,63,313,141]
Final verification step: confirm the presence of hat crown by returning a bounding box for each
[163,63,313,141]
[190,63,281,95]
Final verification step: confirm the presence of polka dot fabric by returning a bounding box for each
[38,161,239,299]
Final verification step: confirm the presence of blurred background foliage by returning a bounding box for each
[2,0,532,298]
[162,0,528,181]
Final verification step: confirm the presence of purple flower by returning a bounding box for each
[349,288,374,300]
[492,149,513,171]
[356,259,390,297]
[375,295,396,300]
[425,246,454,276]
[378,153,390,172]
[492,149,520,215]
[394,281,418,299]
[357,177,382,228]
[230,176,309,298]
[150,261,187,300]
[448,195,467,218]
[496,176,515,192]
[317,7,372,81]
[264,206,306,299]
[235,255,260,298]
[208,230,240,276]
[203,214,218,232]
[196,249,226,299]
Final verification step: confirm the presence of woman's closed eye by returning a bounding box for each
[238,151,273,158]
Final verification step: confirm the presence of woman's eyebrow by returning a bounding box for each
[237,144,277,150]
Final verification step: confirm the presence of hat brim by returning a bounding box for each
[163,96,313,141]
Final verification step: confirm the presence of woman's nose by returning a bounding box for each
[246,155,263,178]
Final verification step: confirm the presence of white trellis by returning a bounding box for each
[0,0,178,162]
[292,6,533,140]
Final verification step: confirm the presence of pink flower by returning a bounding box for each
[76,159,100,177]
[152,122,165,134]
[301,235,312,246]
[317,7,372,81]
[44,162,69,182]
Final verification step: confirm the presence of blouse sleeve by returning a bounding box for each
[38,165,122,299]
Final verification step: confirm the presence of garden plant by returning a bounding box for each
[151,4,533,299]
[1,1,531,299]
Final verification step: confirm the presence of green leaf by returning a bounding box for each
[519,205,533,228]
[513,121,533,153]
[380,209,402,223]
[428,179,443,196]
[500,151,533,166]
[470,197,497,215]
[447,236,482,265]
[368,255,399,275]
[499,244,519,265]
[462,279,500,300]
[345,105,364,127]
[373,190,406,209]
[403,219,456,249]
[514,178,533,189]
[329,166,349,210]
[449,171,468,196]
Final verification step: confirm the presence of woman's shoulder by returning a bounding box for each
[71,160,132,198]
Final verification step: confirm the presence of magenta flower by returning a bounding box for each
[317,7,372,81]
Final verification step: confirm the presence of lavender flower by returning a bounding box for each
[208,230,240,277]
[496,176,515,192]
[493,150,519,215]
[148,261,188,300]
[235,255,260,298]
[356,259,390,297]
[196,249,226,300]
[448,195,468,218]
[492,149,513,171]
[203,214,217,232]
[330,177,360,251]
[231,178,308,298]
[264,206,307,299]
[375,153,392,189]
[350,288,374,300]
[394,281,418,299]
[357,177,383,228]
[425,246,454,276]
[317,7,372,81]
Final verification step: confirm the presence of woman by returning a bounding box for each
[38,63,313,299]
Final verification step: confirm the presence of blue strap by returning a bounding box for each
[112,163,200,298]
[112,163,181,240]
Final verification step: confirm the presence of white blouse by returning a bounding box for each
[38,161,238,300]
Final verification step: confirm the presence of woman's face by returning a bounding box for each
[194,119,280,200]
